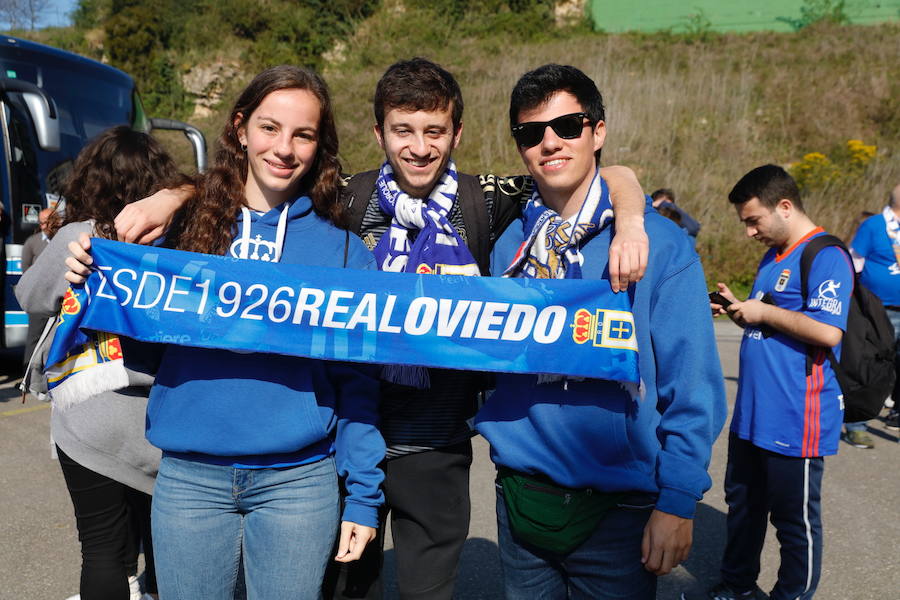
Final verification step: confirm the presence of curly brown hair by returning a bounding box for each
[175,66,344,255]
[51,126,181,239]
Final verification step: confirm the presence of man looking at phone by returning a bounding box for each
[477,64,725,598]
[702,165,854,600]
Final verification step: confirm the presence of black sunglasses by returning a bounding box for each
[511,112,591,148]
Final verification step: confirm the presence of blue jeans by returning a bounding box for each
[152,454,340,600]
[495,483,656,600]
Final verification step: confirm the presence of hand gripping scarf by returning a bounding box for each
[503,171,641,397]
[44,203,295,409]
[372,159,480,387]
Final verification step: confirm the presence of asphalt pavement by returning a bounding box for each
[1,321,897,599]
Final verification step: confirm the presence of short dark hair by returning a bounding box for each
[650,188,675,203]
[509,64,605,161]
[373,58,463,132]
[728,164,804,212]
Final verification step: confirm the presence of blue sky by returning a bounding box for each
[40,0,76,27]
[1,0,76,29]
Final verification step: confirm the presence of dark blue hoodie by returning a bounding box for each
[146,195,385,527]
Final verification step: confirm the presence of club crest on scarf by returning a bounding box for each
[44,284,129,410]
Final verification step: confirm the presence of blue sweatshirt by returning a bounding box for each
[146,195,385,527]
[476,204,726,519]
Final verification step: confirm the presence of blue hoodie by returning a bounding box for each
[476,202,726,519]
[146,195,385,527]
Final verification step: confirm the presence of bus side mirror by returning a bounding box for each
[0,78,60,152]
[149,117,207,173]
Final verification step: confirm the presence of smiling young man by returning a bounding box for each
[476,64,725,599]
[699,165,854,600]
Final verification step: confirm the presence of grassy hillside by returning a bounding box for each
[13,4,900,287]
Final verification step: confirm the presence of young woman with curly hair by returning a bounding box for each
[18,125,182,600]
[68,65,384,599]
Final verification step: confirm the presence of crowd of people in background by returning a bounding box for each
[15,56,897,600]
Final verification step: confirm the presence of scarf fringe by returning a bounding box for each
[381,364,431,390]
[48,359,130,411]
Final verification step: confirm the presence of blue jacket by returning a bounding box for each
[476,204,726,519]
[146,195,385,527]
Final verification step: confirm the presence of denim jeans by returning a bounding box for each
[495,483,656,600]
[152,454,340,600]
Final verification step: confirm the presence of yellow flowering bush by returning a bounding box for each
[789,140,877,190]
[845,139,876,172]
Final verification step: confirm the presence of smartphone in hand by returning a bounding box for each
[709,291,732,309]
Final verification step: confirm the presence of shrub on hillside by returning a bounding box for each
[790,139,877,191]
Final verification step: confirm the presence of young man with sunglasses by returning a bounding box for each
[476,64,726,599]
[112,59,650,600]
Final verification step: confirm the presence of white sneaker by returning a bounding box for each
[64,595,79,600]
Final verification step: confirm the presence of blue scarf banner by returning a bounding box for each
[48,238,640,383]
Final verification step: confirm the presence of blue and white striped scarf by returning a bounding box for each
[372,159,479,276]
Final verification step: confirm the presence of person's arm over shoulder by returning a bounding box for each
[15,222,94,317]
[115,184,194,244]
[648,231,727,518]
[599,166,649,291]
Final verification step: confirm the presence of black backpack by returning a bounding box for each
[800,234,896,422]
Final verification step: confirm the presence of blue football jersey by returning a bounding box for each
[851,214,900,306]
[733,229,854,457]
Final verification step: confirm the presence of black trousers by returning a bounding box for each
[325,440,473,600]
[57,446,156,600]
[720,434,824,600]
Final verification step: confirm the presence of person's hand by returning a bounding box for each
[114,186,190,244]
[64,232,93,285]
[641,509,692,575]
[609,215,649,292]
[728,299,770,328]
[334,521,376,563]
[710,282,738,317]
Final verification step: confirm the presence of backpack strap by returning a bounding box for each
[341,170,380,237]
[798,233,851,377]
[456,173,491,275]
[799,234,848,304]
